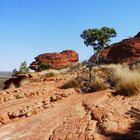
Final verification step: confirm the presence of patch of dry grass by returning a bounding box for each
[61,78,79,89]
[89,76,108,92]
[61,62,140,95]
[106,64,140,96]
[131,63,140,73]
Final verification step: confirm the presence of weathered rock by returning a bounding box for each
[30,50,79,71]
[0,73,140,140]
[89,32,140,64]
[4,74,30,90]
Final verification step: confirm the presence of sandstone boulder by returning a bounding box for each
[89,32,140,64]
[30,50,79,71]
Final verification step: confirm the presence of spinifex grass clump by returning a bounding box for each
[89,76,108,92]
[106,64,140,96]
[61,78,79,89]
[61,63,140,95]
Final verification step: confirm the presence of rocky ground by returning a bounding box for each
[0,73,139,140]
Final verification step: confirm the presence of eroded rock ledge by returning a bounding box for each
[30,50,79,71]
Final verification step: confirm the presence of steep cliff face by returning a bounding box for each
[89,33,140,64]
[30,50,79,71]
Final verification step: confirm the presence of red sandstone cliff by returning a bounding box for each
[89,32,140,64]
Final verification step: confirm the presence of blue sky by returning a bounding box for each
[0,0,140,71]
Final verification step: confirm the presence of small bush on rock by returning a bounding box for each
[38,63,53,71]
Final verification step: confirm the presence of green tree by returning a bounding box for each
[12,61,30,76]
[80,27,117,61]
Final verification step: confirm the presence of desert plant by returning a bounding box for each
[38,63,53,71]
[81,27,117,61]
[40,69,60,77]
[68,62,83,73]
[12,61,30,76]
[61,78,79,89]
[12,68,19,77]
[89,76,108,92]
[131,63,140,73]
[105,64,140,96]
[45,72,56,77]
[115,76,140,96]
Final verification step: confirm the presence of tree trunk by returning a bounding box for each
[95,46,104,62]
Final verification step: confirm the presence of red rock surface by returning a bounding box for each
[30,50,79,71]
[89,33,140,64]
[0,73,139,140]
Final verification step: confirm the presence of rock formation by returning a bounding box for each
[30,50,79,71]
[4,74,30,90]
[89,32,140,64]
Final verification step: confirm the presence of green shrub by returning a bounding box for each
[38,63,53,71]
[12,61,30,76]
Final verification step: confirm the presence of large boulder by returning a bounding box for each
[89,32,140,64]
[30,50,79,71]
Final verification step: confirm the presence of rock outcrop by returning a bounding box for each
[89,32,140,64]
[4,74,30,90]
[30,50,79,71]
[0,72,139,140]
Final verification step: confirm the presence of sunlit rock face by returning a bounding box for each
[30,50,79,71]
[89,32,140,64]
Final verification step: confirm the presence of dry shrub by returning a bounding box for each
[79,68,90,81]
[61,78,79,89]
[131,63,140,73]
[45,72,56,77]
[106,64,140,96]
[40,69,60,76]
[61,63,140,95]
[89,76,108,92]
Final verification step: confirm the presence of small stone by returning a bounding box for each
[16,93,25,99]
[26,111,32,117]
[50,96,57,101]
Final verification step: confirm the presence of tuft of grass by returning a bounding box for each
[89,76,108,92]
[61,78,79,89]
[60,63,140,95]
[106,64,140,96]
[115,73,140,96]
[131,63,140,73]
[45,72,56,77]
